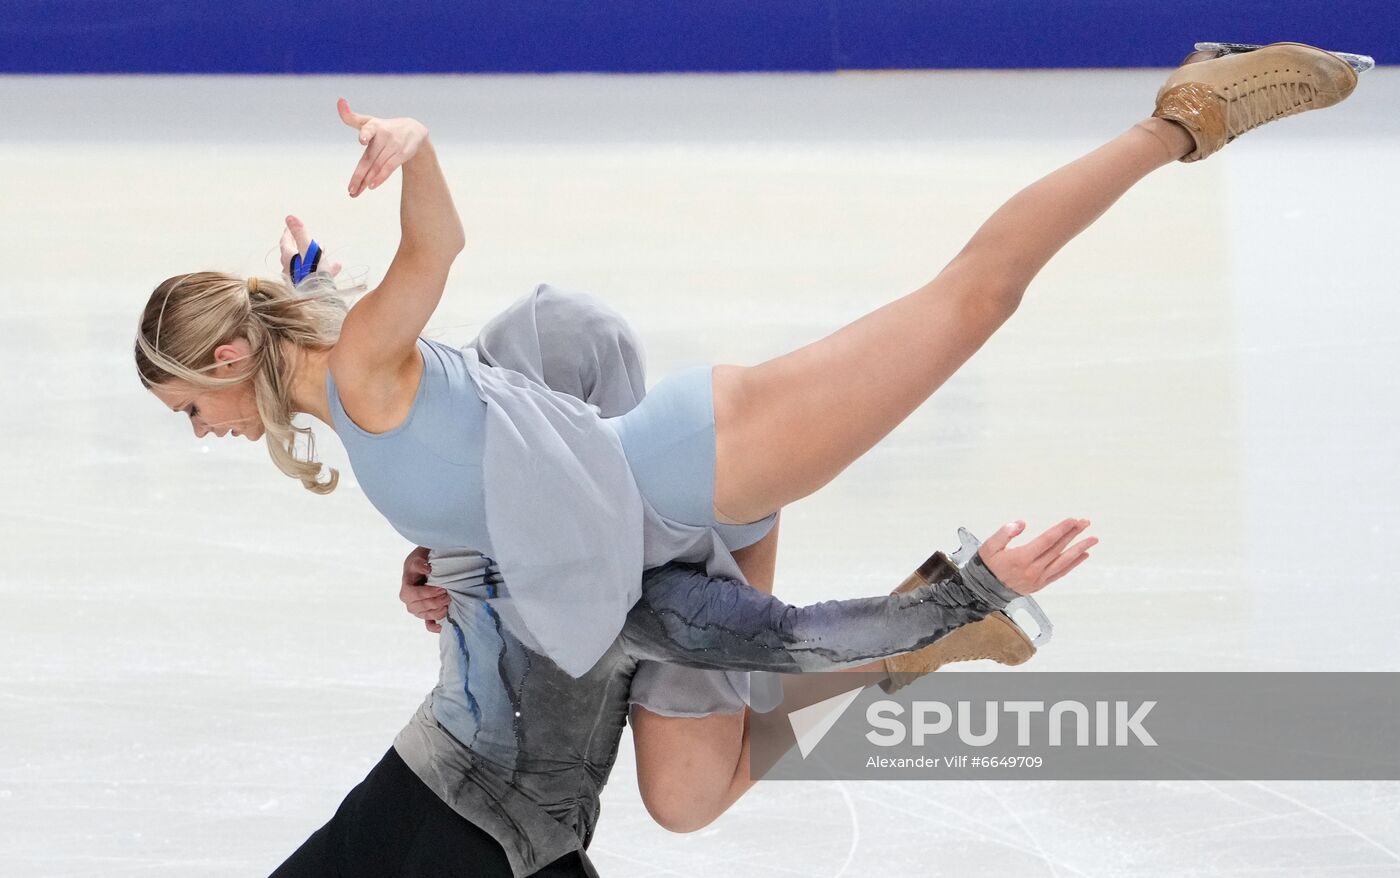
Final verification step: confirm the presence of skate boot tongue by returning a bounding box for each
[1152,42,1359,162]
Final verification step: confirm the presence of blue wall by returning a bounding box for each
[2,1,1393,73]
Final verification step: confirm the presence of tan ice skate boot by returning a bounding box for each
[1153,42,1358,162]
[880,549,1036,694]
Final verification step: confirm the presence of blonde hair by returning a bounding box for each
[134,270,357,494]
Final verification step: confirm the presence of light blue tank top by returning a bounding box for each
[325,338,492,552]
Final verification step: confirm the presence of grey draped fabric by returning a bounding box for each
[465,283,763,714]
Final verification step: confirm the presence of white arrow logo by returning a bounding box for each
[787,688,863,758]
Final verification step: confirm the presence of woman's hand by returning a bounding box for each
[977,518,1096,595]
[338,98,429,198]
[399,545,449,633]
[278,215,342,279]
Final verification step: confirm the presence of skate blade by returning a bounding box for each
[1194,41,1375,73]
[1005,595,1053,649]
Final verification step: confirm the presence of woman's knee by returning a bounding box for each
[638,782,724,833]
[631,707,743,833]
[636,758,722,833]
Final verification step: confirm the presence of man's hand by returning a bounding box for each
[977,518,1097,595]
[399,546,449,633]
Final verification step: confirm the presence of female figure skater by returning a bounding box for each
[135,41,1353,663]
[270,273,1079,877]
[135,42,1356,869]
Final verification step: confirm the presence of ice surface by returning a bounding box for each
[2,68,1398,876]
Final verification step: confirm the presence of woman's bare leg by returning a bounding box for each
[728,514,782,593]
[631,707,755,833]
[630,515,781,831]
[712,119,1194,523]
[627,125,1191,827]
[632,513,916,832]
[628,118,1194,826]
[633,671,884,831]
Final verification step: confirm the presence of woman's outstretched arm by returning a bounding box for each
[332,100,465,398]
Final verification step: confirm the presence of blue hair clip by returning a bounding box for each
[289,240,323,285]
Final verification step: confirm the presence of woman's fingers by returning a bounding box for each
[338,111,423,194]
[1021,518,1082,558]
[278,226,298,272]
[1040,537,1099,583]
[979,520,1026,558]
[280,215,318,276]
[979,517,1097,593]
[1056,552,1090,583]
[366,149,403,190]
[349,136,390,197]
[1062,536,1098,558]
[285,214,312,254]
[1041,551,1092,588]
[1031,519,1089,570]
[337,97,371,131]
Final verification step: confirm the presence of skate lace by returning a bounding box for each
[1227,77,1315,137]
